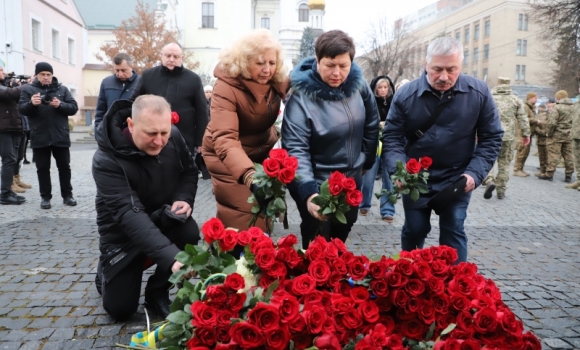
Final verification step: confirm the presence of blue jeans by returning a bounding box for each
[401,193,470,263]
[359,156,395,217]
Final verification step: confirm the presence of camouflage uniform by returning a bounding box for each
[534,111,549,175]
[514,100,539,172]
[483,84,531,195]
[569,100,580,187]
[545,98,575,178]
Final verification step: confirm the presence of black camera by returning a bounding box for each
[40,94,56,105]
[2,72,31,87]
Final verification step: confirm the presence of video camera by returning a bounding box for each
[2,72,31,87]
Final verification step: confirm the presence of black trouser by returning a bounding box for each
[32,146,72,199]
[100,217,200,321]
[17,131,29,167]
[0,132,22,197]
[289,190,358,249]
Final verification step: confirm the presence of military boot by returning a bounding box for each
[565,181,580,189]
[497,192,505,199]
[535,172,543,177]
[11,182,25,193]
[13,175,32,189]
[564,176,572,183]
[483,181,496,199]
[513,170,530,177]
[538,174,553,181]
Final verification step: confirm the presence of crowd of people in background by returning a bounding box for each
[1,30,580,321]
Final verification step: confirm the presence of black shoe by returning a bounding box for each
[95,273,102,295]
[144,294,171,318]
[23,159,30,164]
[483,181,496,199]
[538,174,553,181]
[0,194,25,205]
[63,196,77,206]
[564,176,572,183]
[41,198,51,209]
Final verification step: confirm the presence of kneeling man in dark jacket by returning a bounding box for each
[92,95,200,321]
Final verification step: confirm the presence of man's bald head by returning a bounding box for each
[127,95,172,156]
[161,42,184,70]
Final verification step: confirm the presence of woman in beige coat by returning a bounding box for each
[202,29,289,232]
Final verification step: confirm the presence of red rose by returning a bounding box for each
[330,237,348,253]
[342,308,363,330]
[497,308,523,335]
[190,301,218,328]
[275,247,302,269]
[217,310,237,325]
[266,261,287,279]
[405,158,421,174]
[314,333,342,350]
[473,307,498,333]
[265,327,291,350]
[459,340,481,350]
[215,325,230,343]
[369,261,387,279]
[322,243,339,259]
[414,261,433,281]
[247,302,280,331]
[292,333,313,350]
[259,274,277,289]
[329,257,347,275]
[349,286,370,303]
[394,258,414,276]
[302,303,327,334]
[355,339,375,350]
[405,279,426,297]
[288,314,307,333]
[330,296,354,314]
[278,167,296,184]
[271,293,300,323]
[440,246,459,264]
[269,148,289,161]
[431,294,450,314]
[400,318,426,341]
[291,274,316,295]
[389,289,409,308]
[419,156,432,170]
[205,285,228,304]
[405,296,420,314]
[387,271,408,288]
[430,259,450,277]
[521,331,542,350]
[418,300,436,325]
[263,158,281,177]
[201,217,225,244]
[229,321,264,348]
[282,156,299,171]
[342,177,357,191]
[358,300,379,323]
[218,229,238,252]
[255,248,277,270]
[235,230,252,247]
[345,189,363,207]
[329,171,346,186]
[224,273,245,292]
[171,111,179,124]
[369,278,390,297]
[348,256,368,281]
[451,293,471,312]
[194,326,216,347]
[277,234,298,248]
[308,259,332,285]
[329,182,343,196]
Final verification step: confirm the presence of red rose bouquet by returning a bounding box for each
[171,111,180,125]
[311,171,363,224]
[376,157,432,204]
[248,148,299,233]
[125,217,541,350]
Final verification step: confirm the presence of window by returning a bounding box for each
[202,2,215,28]
[299,3,309,22]
[463,50,469,65]
[51,29,60,59]
[31,19,41,51]
[69,88,77,99]
[67,37,75,64]
[485,20,490,36]
[516,65,526,81]
[522,39,527,55]
[474,24,480,40]
[261,17,270,29]
[516,39,527,56]
[482,68,488,81]
[455,31,460,42]
[473,48,479,63]
[484,44,489,60]
[464,27,469,43]
[473,69,478,78]
[518,14,528,31]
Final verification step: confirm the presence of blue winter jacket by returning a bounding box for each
[382,72,502,202]
[94,71,140,132]
[282,57,379,202]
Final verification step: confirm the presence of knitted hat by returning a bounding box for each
[35,62,53,75]
[526,92,537,100]
[497,77,510,85]
[555,90,568,100]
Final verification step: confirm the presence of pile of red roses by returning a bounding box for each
[159,218,541,350]
[311,171,363,224]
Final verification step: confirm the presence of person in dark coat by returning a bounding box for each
[282,30,379,249]
[382,37,503,263]
[0,64,25,205]
[92,95,200,321]
[18,62,79,209]
[93,52,140,132]
[131,43,208,156]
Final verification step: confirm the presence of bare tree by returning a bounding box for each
[357,18,418,83]
[528,0,580,93]
[96,0,199,74]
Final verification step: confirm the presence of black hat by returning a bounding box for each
[427,177,467,215]
[35,62,53,75]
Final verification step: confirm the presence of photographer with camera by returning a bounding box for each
[19,62,79,209]
[0,64,26,205]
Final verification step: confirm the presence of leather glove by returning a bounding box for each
[250,184,269,209]
[150,204,188,229]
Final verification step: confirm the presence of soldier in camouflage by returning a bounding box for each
[539,90,575,181]
[482,77,531,199]
[513,92,540,177]
[565,85,580,190]
[534,104,549,177]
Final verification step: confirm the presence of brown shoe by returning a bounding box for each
[565,181,580,189]
[359,209,368,216]
[534,172,542,177]
[538,174,553,181]
[513,170,530,177]
[11,182,25,193]
[13,175,32,189]
[382,216,394,223]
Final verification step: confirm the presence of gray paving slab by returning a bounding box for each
[0,143,579,349]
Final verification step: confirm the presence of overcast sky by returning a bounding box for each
[323,0,437,54]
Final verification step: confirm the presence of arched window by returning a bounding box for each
[299,3,309,22]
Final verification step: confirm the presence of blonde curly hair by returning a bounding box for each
[218,29,287,83]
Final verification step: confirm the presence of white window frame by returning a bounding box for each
[261,17,270,29]
[30,14,43,52]
[67,35,76,65]
[51,27,61,59]
[201,2,215,28]
[298,3,309,22]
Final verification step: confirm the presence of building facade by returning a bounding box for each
[0,0,87,120]
[401,0,553,98]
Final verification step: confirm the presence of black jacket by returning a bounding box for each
[19,77,78,148]
[92,100,198,279]
[369,75,395,122]
[0,82,23,132]
[282,57,379,201]
[94,71,140,131]
[131,65,208,151]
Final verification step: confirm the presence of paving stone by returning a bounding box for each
[48,327,75,341]
[18,341,43,350]
[3,330,29,341]
[27,318,53,329]
[76,327,100,339]
[543,338,573,349]
[40,341,66,350]
[63,339,95,349]
[23,327,55,340]
[0,342,21,350]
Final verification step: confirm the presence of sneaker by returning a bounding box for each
[538,174,553,181]
[513,170,530,177]
[0,194,25,205]
[483,181,496,199]
[40,198,51,209]
[382,216,394,223]
[359,209,368,216]
[63,196,77,206]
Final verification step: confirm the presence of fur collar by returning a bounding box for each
[290,57,365,101]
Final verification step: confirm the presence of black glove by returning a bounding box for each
[250,184,269,209]
[150,204,188,229]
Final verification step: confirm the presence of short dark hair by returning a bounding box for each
[315,30,356,61]
[112,52,132,65]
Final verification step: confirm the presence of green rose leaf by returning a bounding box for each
[174,251,191,264]
[222,264,237,275]
[166,310,191,325]
[411,188,420,201]
[335,210,347,224]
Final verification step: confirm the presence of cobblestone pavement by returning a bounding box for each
[0,144,579,349]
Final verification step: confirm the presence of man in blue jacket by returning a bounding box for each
[382,37,503,263]
[93,53,140,132]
